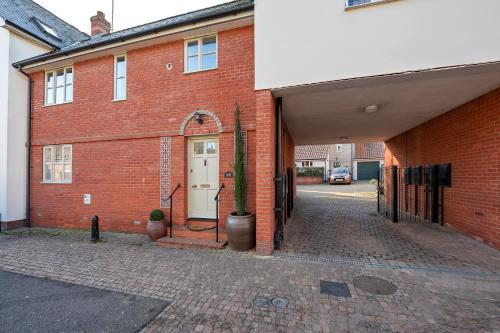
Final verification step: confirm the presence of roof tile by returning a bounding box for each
[354,142,384,159]
[0,0,87,48]
[295,145,329,160]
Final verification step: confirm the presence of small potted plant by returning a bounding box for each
[226,104,256,251]
[147,209,167,241]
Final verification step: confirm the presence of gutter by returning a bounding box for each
[13,3,254,68]
[15,65,32,228]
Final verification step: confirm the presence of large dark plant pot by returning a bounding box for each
[147,220,167,241]
[226,213,256,251]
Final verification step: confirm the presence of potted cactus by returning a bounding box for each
[226,104,256,251]
[147,209,167,241]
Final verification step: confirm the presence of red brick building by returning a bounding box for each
[15,1,295,254]
[14,0,500,255]
[385,88,500,249]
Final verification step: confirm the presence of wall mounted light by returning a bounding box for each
[193,112,203,124]
[365,105,379,113]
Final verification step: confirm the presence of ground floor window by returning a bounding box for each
[43,145,72,183]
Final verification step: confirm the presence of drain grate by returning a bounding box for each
[320,280,351,297]
[271,297,288,308]
[254,297,270,309]
[353,275,398,295]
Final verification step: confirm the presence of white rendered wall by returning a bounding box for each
[255,0,500,89]
[0,26,9,221]
[1,28,49,222]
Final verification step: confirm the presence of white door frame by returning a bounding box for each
[187,135,219,219]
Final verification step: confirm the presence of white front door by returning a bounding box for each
[188,137,219,219]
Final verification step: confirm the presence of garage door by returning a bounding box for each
[357,161,380,180]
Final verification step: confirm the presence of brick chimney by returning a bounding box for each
[90,11,111,36]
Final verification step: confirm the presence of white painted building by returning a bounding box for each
[254,0,500,144]
[0,0,86,229]
[0,20,49,226]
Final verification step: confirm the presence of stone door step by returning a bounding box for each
[156,236,227,249]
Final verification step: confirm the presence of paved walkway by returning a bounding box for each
[281,183,500,274]
[0,227,499,332]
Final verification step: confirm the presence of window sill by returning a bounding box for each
[345,0,399,11]
[43,101,73,107]
[183,67,218,75]
[112,98,127,103]
[41,181,72,184]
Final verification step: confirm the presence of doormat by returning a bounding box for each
[353,275,398,295]
[319,280,351,297]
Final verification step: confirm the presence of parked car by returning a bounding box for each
[329,167,351,185]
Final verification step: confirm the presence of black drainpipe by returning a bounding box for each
[274,97,283,250]
[15,65,32,228]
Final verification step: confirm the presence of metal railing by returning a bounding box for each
[167,183,181,238]
[214,184,225,243]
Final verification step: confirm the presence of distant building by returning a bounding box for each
[329,144,352,171]
[352,143,384,181]
[295,145,330,181]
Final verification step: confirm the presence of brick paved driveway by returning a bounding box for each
[0,202,499,332]
[280,182,500,273]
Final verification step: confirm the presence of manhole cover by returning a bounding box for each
[254,297,270,309]
[320,280,351,297]
[353,275,398,295]
[271,297,288,308]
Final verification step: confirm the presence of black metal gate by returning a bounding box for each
[378,164,451,224]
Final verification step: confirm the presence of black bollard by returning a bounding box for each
[91,215,99,242]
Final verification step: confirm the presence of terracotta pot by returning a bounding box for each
[226,213,256,251]
[147,220,167,241]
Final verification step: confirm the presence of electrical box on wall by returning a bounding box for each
[439,163,452,187]
[423,165,432,185]
[412,166,422,185]
[403,167,413,185]
[83,194,91,205]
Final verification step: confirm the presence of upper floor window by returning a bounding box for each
[45,67,73,105]
[346,0,392,8]
[34,18,60,40]
[336,144,342,152]
[43,144,72,183]
[114,54,126,100]
[185,35,217,73]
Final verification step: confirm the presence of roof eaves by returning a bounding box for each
[3,18,59,49]
[14,1,254,68]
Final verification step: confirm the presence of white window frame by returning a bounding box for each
[184,34,218,74]
[42,144,72,184]
[336,144,342,152]
[113,54,127,101]
[44,66,73,106]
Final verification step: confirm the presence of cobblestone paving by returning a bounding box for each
[281,183,500,273]
[0,228,499,332]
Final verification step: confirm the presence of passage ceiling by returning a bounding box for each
[274,62,500,145]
